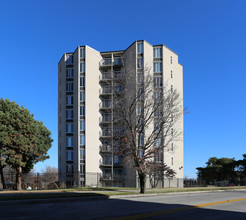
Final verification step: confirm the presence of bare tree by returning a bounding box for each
[112,64,183,193]
[41,166,58,187]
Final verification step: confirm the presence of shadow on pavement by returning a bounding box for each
[0,192,245,219]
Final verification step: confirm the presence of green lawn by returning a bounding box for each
[0,186,246,201]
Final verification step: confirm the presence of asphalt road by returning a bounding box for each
[0,190,246,219]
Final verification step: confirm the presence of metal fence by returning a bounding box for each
[184,178,246,187]
[1,171,246,190]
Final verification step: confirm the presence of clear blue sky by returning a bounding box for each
[1,0,246,178]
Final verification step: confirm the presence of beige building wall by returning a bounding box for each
[162,46,184,181]
[84,46,101,176]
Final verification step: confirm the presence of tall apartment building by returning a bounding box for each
[58,40,183,188]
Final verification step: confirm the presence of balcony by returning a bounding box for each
[99,57,123,67]
[99,159,112,167]
[99,115,112,124]
[100,174,125,181]
[113,71,122,80]
[99,72,112,81]
[99,101,112,110]
[99,87,113,96]
[113,57,123,66]
[99,159,123,167]
[100,144,112,153]
[99,129,112,138]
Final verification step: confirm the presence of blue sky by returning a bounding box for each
[0,0,245,178]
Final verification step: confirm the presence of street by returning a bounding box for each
[0,190,246,219]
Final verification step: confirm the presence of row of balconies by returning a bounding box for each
[99,57,123,67]
[99,71,122,81]
[99,129,125,138]
[99,100,121,110]
[100,173,125,181]
[99,158,123,167]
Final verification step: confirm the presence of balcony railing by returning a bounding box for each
[99,58,123,67]
[99,101,112,109]
[99,73,112,81]
[99,115,112,123]
[99,129,112,137]
[100,173,125,181]
[99,159,112,166]
[99,87,113,95]
[100,144,112,152]
[99,159,123,167]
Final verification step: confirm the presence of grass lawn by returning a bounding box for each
[0,186,246,201]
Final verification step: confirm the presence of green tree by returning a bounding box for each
[197,157,237,185]
[0,99,53,190]
[237,154,246,178]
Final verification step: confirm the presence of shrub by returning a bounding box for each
[47,182,59,190]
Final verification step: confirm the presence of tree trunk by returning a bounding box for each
[16,167,22,191]
[0,166,6,190]
[139,173,146,194]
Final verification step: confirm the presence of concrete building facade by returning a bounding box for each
[58,40,183,188]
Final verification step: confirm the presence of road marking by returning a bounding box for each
[111,197,246,220]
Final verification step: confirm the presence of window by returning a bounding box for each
[171,128,174,136]
[80,76,85,87]
[66,151,73,161]
[114,57,122,65]
[171,143,174,151]
[154,107,162,117]
[171,70,173,78]
[154,92,162,102]
[80,105,85,116]
[138,87,144,100]
[137,42,143,54]
[137,103,143,115]
[170,56,172,64]
[137,72,143,84]
[66,164,73,173]
[156,137,163,147]
[66,69,73,78]
[171,85,173,93]
[80,135,85,145]
[156,152,162,162]
[153,62,162,73]
[80,47,85,58]
[66,123,74,133]
[137,57,143,69]
[66,82,73,92]
[66,137,74,147]
[80,120,85,131]
[140,133,144,146]
[171,157,174,165]
[153,47,162,58]
[80,149,85,161]
[66,55,73,65]
[80,91,85,102]
[80,62,85,73]
[66,109,73,119]
[80,164,85,174]
[114,155,119,164]
[154,77,163,88]
[139,149,143,158]
[154,121,161,132]
[66,96,73,105]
